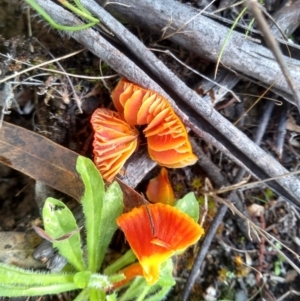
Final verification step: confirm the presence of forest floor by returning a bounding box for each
[0,0,300,301]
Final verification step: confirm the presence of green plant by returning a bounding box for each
[215,3,257,78]
[0,156,122,299]
[0,156,202,300]
[25,0,99,31]
[0,156,203,300]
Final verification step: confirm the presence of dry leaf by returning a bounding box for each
[0,121,144,211]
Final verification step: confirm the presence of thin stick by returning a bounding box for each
[149,48,242,103]
[234,81,275,125]
[183,204,228,301]
[214,169,300,195]
[26,7,34,53]
[0,53,118,80]
[247,0,300,112]
[34,39,83,113]
[0,49,85,84]
[158,0,216,42]
[144,202,155,237]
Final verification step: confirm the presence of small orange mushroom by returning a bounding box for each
[90,108,139,181]
[146,168,175,205]
[117,203,204,284]
[111,79,198,168]
[113,262,144,289]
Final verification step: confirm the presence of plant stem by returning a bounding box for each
[58,0,99,23]
[104,249,137,275]
[215,6,247,78]
[136,285,151,301]
[25,0,98,31]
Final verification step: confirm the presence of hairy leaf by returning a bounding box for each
[76,156,104,272]
[98,181,123,269]
[43,198,86,271]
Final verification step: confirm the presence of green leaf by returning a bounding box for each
[106,293,117,301]
[108,274,126,284]
[90,288,106,301]
[215,6,247,78]
[0,283,77,297]
[0,262,74,286]
[98,181,123,269]
[118,278,145,301]
[43,197,86,271]
[73,288,90,301]
[104,249,136,276]
[175,192,199,222]
[143,286,173,301]
[74,271,92,289]
[274,260,281,276]
[25,0,99,32]
[76,156,105,272]
[155,259,175,287]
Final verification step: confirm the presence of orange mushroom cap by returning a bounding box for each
[148,148,198,168]
[117,203,204,284]
[111,79,198,168]
[91,108,139,181]
[146,168,175,205]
